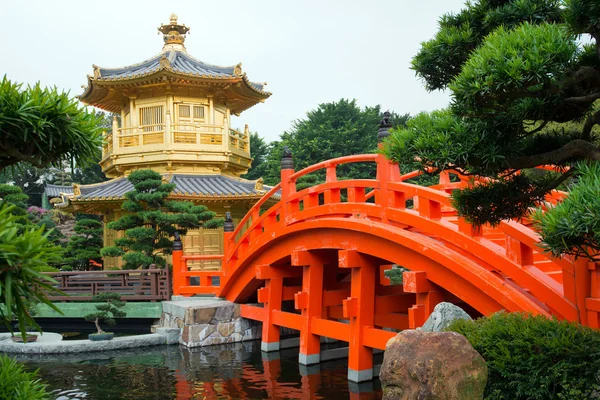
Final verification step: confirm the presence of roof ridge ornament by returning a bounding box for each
[234,63,243,76]
[158,13,190,49]
[159,54,171,69]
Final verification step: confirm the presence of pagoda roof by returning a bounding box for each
[90,50,266,93]
[45,184,74,198]
[80,15,271,114]
[45,174,274,202]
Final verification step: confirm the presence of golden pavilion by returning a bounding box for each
[46,14,272,268]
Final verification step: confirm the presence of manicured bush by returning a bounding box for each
[447,312,600,400]
[32,265,60,273]
[0,355,49,400]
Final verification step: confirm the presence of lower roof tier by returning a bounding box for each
[45,174,274,204]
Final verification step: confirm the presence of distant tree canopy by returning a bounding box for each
[242,132,271,181]
[259,99,410,186]
[0,76,103,171]
[383,0,600,260]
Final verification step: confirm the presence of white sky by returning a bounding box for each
[1,0,467,143]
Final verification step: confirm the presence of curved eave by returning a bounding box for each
[80,69,270,114]
[69,193,276,202]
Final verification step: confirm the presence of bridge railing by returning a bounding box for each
[171,253,224,296]
[43,269,170,302]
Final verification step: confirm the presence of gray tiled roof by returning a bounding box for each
[45,175,271,201]
[79,177,133,199]
[93,50,269,98]
[95,50,268,96]
[171,175,257,196]
[99,51,234,80]
[45,184,74,198]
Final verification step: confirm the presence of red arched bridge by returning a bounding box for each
[172,150,599,383]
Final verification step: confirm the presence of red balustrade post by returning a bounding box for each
[280,146,296,225]
[376,111,400,219]
[588,261,600,328]
[172,232,183,296]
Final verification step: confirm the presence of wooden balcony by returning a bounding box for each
[102,124,250,156]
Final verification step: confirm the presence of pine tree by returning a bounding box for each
[65,218,103,270]
[101,170,223,269]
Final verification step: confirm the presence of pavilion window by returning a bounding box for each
[177,103,206,125]
[139,105,164,132]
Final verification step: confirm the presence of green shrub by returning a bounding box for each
[0,204,63,340]
[447,312,600,400]
[60,265,73,272]
[32,265,60,273]
[0,355,49,400]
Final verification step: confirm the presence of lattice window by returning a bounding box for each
[193,106,205,119]
[139,105,164,132]
[178,105,190,118]
[177,103,206,124]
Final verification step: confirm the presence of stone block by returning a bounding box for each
[421,302,472,332]
[190,307,216,325]
[214,305,235,321]
[218,322,236,337]
[380,330,487,400]
[155,327,181,344]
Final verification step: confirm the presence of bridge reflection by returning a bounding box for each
[174,348,381,399]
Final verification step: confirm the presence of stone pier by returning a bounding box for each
[159,297,262,347]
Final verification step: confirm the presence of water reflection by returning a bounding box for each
[18,340,381,399]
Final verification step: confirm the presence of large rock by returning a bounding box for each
[380,330,487,400]
[421,302,472,332]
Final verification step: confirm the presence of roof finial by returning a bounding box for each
[158,13,190,50]
[378,111,392,143]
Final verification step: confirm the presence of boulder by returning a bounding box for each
[421,302,472,332]
[380,330,487,400]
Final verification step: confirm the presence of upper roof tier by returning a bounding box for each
[80,14,271,114]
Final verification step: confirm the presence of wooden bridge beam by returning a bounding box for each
[340,250,376,382]
[404,271,444,328]
[257,271,284,352]
[293,250,325,365]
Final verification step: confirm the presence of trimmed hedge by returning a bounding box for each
[0,355,49,400]
[447,312,600,400]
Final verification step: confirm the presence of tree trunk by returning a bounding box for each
[95,317,104,334]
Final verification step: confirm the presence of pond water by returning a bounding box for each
[18,340,382,399]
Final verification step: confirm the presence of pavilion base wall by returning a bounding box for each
[159,299,262,347]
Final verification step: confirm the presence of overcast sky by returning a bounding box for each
[1,0,467,143]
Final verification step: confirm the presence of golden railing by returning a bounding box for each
[229,128,249,152]
[108,124,250,154]
[117,124,165,147]
[172,123,224,145]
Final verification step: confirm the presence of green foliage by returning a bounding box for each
[412,0,563,91]
[84,292,126,334]
[534,161,600,260]
[385,0,600,259]
[65,218,103,270]
[32,265,60,273]
[447,312,600,399]
[242,132,271,181]
[0,355,49,400]
[101,170,222,269]
[0,164,46,207]
[0,204,63,341]
[0,183,29,216]
[0,76,103,171]
[383,265,410,285]
[261,99,410,186]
